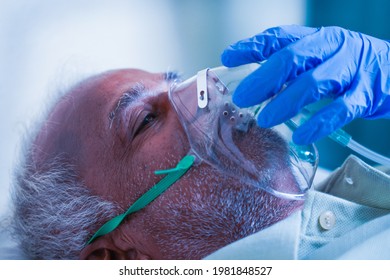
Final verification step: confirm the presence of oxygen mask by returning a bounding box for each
[168,63,319,200]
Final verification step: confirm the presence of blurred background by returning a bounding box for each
[1,0,390,216]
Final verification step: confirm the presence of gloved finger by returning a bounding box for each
[295,72,381,145]
[256,51,354,127]
[292,93,362,145]
[221,25,319,67]
[233,27,348,108]
[232,54,287,107]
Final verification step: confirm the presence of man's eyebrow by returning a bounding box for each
[164,71,181,81]
[108,83,145,128]
[108,71,180,128]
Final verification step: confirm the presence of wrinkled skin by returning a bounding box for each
[32,69,303,260]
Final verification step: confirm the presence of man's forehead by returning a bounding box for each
[71,68,161,96]
[33,68,160,166]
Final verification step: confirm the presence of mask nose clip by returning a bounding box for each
[197,68,209,109]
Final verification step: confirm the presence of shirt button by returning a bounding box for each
[319,211,336,230]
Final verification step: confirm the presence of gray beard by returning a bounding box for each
[142,125,303,259]
[144,169,301,260]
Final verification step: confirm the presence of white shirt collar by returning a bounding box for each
[204,210,302,260]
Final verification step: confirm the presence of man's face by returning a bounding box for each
[34,69,302,259]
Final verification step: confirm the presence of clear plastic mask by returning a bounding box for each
[168,63,318,200]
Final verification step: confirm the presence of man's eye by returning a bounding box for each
[134,113,156,136]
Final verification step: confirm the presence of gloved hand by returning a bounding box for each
[221,25,390,145]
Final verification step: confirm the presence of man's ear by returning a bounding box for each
[79,235,152,260]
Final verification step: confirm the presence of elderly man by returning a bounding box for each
[12,68,304,260]
[12,25,390,260]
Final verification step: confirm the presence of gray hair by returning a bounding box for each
[11,156,120,259]
[11,72,121,259]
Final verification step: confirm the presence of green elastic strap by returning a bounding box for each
[87,155,195,245]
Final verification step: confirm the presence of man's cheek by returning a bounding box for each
[131,144,182,175]
[149,133,189,159]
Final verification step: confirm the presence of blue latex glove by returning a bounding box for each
[221,25,390,145]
